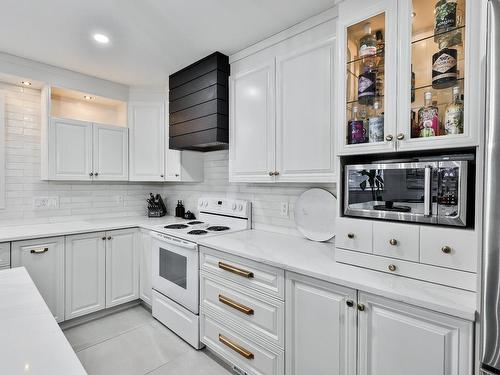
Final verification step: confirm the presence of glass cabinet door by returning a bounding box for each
[397,0,481,151]
[338,0,398,155]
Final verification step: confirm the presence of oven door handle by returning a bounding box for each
[424,166,433,217]
[152,232,197,250]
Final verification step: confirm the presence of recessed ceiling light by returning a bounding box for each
[83,95,94,100]
[93,33,110,44]
[21,81,32,86]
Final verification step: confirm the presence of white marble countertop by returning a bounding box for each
[0,215,182,243]
[198,229,477,321]
[0,267,87,375]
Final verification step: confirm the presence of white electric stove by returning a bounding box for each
[151,198,251,349]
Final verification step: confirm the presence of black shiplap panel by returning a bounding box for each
[169,70,228,102]
[169,114,228,137]
[169,99,227,125]
[169,52,229,90]
[169,128,229,150]
[169,85,227,113]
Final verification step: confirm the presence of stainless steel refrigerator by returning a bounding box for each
[482,1,500,373]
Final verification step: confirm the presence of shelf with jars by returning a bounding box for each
[337,0,483,155]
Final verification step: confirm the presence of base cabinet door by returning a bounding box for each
[65,232,106,320]
[106,229,139,308]
[11,237,65,322]
[139,230,152,305]
[358,293,473,375]
[285,272,357,375]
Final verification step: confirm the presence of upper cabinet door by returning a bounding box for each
[338,0,398,155]
[275,23,336,182]
[229,52,276,183]
[48,118,93,180]
[128,102,165,181]
[358,292,473,375]
[397,0,482,151]
[93,124,128,181]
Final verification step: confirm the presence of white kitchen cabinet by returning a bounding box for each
[139,230,152,305]
[0,242,10,269]
[128,102,165,181]
[229,20,336,183]
[165,149,204,182]
[92,123,128,181]
[285,272,357,375]
[106,229,139,308]
[11,237,65,322]
[65,232,106,320]
[229,53,276,183]
[357,292,473,375]
[48,118,93,180]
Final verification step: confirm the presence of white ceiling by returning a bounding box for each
[0,0,335,86]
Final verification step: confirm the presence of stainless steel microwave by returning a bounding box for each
[343,154,474,227]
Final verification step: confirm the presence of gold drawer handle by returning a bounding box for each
[218,262,254,278]
[388,264,397,272]
[30,247,48,254]
[219,334,254,360]
[441,246,452,254]
[219,294,254,315]
[389,238,398,246]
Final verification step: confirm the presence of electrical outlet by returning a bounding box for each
[280,201,289,218]
[33,197,59,209]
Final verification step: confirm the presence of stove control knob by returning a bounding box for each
[205,201,209,207]
[232,203,237,211]
[238,204,243,211]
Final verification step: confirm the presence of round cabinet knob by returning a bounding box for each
[441,246,452,254]
[397,133,405,141]
[347,233,355,239]
[274,171,280,176]
[94,172,99,177]
[160,175,164,178]
[357,303,365,312]
[346,300,354,307]
[388,264,397,272]
[385,134,394,141]
[107,236,111,240]
[102,237,106,241]
[269,171,274,176]
[389,238,398,246]
[175,174,179,177]
[89,172,94,177]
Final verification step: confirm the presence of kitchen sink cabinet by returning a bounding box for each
[357,292,473,375]
[11,237,65,322]
[105,228,139,308]
[65,232,106,320]
[285,272,357,375]
[229,20,336,183]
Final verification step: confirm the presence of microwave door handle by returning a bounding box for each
[424,166,432,216]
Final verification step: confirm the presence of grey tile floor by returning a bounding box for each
[63,305,232,375]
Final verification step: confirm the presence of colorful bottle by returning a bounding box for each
[444,86,464,135]
[369,102,384,143]
[432,47,458,89]
[358,66,376,106]
[359,22,377,67]
[411,66,416,103]
[434,0,463,48]
[418,92,440,137]
[348,106,367,144]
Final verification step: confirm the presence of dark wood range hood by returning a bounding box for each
[169,52,229,151]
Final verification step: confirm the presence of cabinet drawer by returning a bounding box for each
[201,272,284,348]
[200,246,285,300]
[0,243,10,268]
[201,314,284,375]
[373,222,419,261]
[420,227,477,272]
[335,218,373,253]
[335,248,477,291]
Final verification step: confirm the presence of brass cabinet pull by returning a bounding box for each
[389,238,398,246]
[218,262,254,278]
[30,247,48,254]
[218,334,254,360]
[385,134,394,141]
[218,294,254,315]
[388,264,397,272]
[397,133,405,140]
[441,246,452,254]
[347,233,355,239]
[357,303,365,312]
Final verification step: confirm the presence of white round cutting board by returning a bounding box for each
[294,188,337,242]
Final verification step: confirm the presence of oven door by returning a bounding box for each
[344,162,439,224]
[151,233,199,314]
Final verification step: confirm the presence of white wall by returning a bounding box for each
[163,150,336,236]
[0,82,162,226]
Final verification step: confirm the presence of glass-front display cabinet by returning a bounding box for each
[338,0,483,155]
